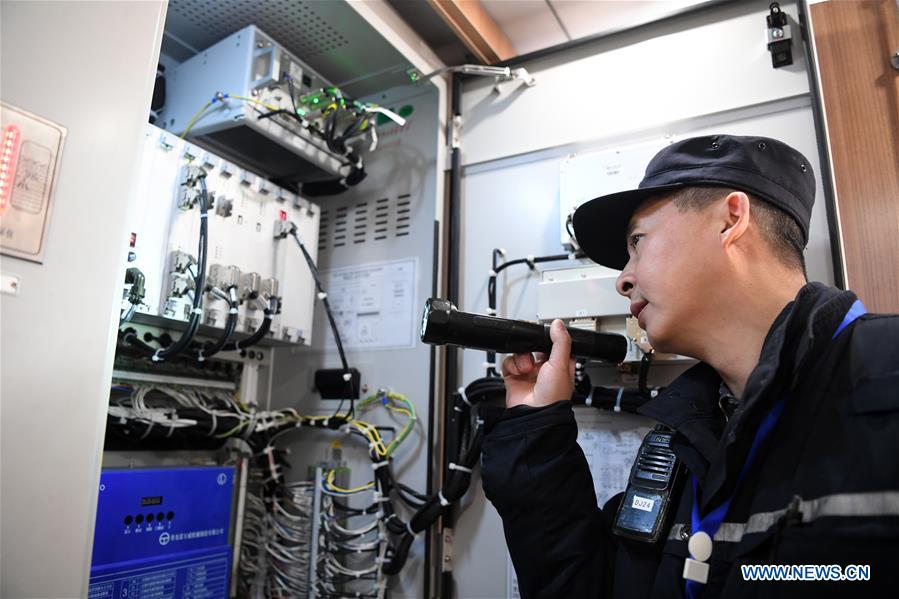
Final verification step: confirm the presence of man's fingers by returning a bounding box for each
[514,352,536,374]
[502,353,535,377]
[501,355,519,377]
[548,319,572,368]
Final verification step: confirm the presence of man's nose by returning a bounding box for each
[616,262,635,297]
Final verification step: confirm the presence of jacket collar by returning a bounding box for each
[637,282,857,510]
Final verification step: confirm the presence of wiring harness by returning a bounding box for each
[179,84,405,197]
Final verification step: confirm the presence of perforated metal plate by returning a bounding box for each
[162,0,412,97]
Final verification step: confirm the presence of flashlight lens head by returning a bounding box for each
[420,298,454,343]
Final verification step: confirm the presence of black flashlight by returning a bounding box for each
[420,298,627,363]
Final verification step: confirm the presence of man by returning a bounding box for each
[481,135,899,598]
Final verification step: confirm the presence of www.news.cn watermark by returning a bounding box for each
[741,564,871,582]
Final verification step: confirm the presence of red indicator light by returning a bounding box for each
[278,210,287,221]
[1,125,22,215]
[129,232,137,248]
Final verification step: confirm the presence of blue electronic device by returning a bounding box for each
[88,466,236,599]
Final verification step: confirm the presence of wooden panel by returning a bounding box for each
[812,0,899,312]
[426,0,517,64]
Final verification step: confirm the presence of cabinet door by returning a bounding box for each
[812,0,899,312]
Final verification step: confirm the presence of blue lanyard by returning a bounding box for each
[685,299,865,598]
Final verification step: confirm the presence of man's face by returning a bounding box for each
[615,196,726,355]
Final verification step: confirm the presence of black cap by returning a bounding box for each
[572,135,815,270]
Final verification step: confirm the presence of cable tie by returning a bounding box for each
[482,362,498,370]
[585,388,594,407]
[526,254,535,268]
[457,387,471,407]
[192,308,203,316]
[476,417,485,427]
[152,348,165,362]
[374,495,391,503]
[453,406,463,413]
[317,291,327,300]
[437,491,450,507]
[229,307,238,314]
[199,213,208,219]
[486,308,496,316]
[568,252,578,260]
[385,513,398,523]
[371,461,389,470]
[614,387,623,413]
[448,462,472,474]
[488,269,497,277]
[405,521,418,537]
[342,372,352,382]
[197,351,206,363]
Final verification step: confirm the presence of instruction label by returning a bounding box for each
[323,258,418,350]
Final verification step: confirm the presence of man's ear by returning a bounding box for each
[719,191,751,249]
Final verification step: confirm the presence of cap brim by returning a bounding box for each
[572,183,684,270]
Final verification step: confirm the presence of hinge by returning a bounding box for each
[449,115,462,150]
[441,526,454,572]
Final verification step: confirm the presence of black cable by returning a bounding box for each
[639,350,653,397]
[289,228,356,417]
[376,376,507,576]
[285,72,300,119]
[196,287,238,361]
[338,114,366,146]
[120,174,209,362]
[221,296,278,352]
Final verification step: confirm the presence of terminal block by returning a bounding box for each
[169,250,196,274]
[261,277,279,299]
[180,164,206,188]
[240,272,261,301]
[273,219,296,239]
[215,197,233,218]
[168,273,194,298]
[208,264,241,290]
[177,186,201,210]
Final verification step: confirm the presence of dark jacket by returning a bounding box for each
[481,283,899,598]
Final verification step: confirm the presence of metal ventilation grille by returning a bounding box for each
[167,0,349,57]
[318,194,413,251]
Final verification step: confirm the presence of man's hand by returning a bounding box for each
[502,319,576,408]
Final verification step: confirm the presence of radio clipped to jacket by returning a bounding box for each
[613,425,684,543]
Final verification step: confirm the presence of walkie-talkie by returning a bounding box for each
[613,425,684,543]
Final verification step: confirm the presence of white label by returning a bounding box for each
[323,258,418,350]
[0,103,67,263]
[632,494,655,512]
[575,412,652,507]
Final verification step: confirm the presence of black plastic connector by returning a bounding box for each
[314,368,361,399]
